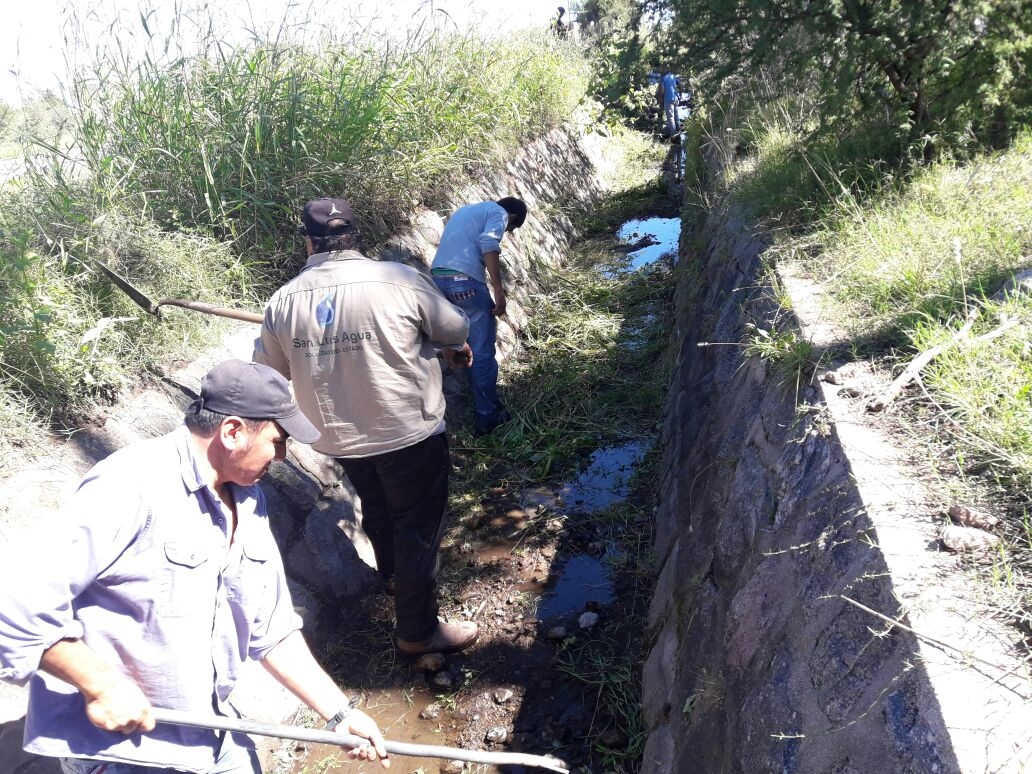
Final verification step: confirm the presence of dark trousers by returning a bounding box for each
[338,432,450,642]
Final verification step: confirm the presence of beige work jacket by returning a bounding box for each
[254,251,469,457]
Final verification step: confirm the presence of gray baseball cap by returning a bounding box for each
[198,360,320,444]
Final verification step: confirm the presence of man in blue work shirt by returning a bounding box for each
[431,197,528,436]
[656,71,680,137]
[0,360,390,773]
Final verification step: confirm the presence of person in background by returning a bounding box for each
[551,6,569,38]
[430,196,528,436]
[254,198,479,657]
[656,71,680,138]
[0,359,390,773]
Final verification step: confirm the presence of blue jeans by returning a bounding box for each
[59,732,260,774]
[663,101,679,136]
[433,274,500,427]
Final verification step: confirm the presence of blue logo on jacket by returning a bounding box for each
[316,294,335,327]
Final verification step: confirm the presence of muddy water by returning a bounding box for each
[615,218,680,270]
[532,444,644,621]
[557,442,648,512]
[280,688,448,773]
[535,553,616,621]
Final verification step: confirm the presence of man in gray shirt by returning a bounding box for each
[0,360,390,773]
[255,198,479,656]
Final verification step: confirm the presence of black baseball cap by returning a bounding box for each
[198,360,320,444]
[301,198,359,238]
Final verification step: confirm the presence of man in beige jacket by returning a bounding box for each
[254,198,478,655]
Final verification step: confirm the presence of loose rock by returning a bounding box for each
[433,671,456,690]
[494,688,514,704]
[546,626,568,640]
[947,505,999,530]
[600,727,629,748]
[485,726,508,743]
[578,611,600,630]
[441,759,465,773]
[416,653,447,672]
[420,703,442,720]
[941,523,1000,553]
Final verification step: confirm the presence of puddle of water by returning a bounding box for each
[535,553,616,621]
[557,442,647,512]
[615,217,681,270]
[284,688,445,773]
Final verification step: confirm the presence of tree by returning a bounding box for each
[657,0,1032,150]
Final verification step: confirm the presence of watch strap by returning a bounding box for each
[324,700,355,732]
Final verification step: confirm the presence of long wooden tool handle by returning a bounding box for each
[151,707,569,773]
[156,299,264,324]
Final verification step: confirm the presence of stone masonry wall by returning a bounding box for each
[640,200,955,773]
[639,190,1032,769]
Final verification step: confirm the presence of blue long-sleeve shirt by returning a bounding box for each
[430,201,509,285]
[0,426,301,772]
[659,72,679,106]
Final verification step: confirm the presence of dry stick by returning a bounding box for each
[866,314,1018,412]
[843,595,1032,701]
[839,596,1014,676]
[152,708,570,774]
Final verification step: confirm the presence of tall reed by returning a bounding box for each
[65,15,589,259]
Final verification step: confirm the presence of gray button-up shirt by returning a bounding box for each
[0,426,301,772]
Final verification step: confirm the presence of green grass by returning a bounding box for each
[63,19,590,258]
[459,244,674,480]
[0,93,69,161]
[0,189,252,440]
[716,92,907,228]
[909,293,1032,488]
[809,132,1032,336]
[766,128,1032,492]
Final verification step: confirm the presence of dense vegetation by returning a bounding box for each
[660,0,1032,153]
[0,13,590,448]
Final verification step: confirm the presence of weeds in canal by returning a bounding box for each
[554,642,649,767]
[742,323,817,385]
[453,246,676,483]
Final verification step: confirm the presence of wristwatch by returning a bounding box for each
[324,698,357,732]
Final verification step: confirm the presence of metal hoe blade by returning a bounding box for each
[93,258,161,317]
[93,256,263,324]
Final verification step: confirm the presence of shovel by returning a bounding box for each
[93,256,264,324]
[152,707,569,773]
